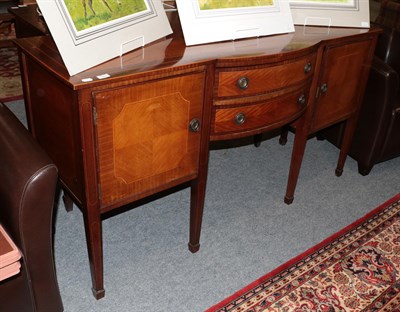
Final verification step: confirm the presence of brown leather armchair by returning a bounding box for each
[320,0,400,175]
[0,103,63,311]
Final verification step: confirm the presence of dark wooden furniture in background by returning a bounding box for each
[0,0,18,48]
[7,4,47,38]
[14,10,379,299]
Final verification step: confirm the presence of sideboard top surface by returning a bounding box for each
[14,11,380,90]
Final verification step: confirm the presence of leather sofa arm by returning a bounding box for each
[349,55,399,162]
[374,25,400,74]
[0,103,63,312]
[367,56,399,114]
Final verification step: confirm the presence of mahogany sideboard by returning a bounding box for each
[14,11,379,299]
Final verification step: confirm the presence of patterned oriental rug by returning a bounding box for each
[0,46,22,102]
[207,193,400,312]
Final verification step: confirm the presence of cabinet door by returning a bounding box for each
[311,40,372,132]
[94,73,205,208]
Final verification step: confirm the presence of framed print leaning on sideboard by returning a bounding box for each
[175,0,294,46]
[36,0,172,76]
[290,0,370,28]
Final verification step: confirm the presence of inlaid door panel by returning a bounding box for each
[311,40,372,132]
[94,73,205,207]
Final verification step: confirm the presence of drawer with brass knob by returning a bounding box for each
[216,54,316,98]
[211,87,310,138]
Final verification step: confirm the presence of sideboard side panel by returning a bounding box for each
[22,57,85,205]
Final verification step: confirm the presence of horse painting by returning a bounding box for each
[82,0,116,19]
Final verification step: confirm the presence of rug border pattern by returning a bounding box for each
[208,193,400,312]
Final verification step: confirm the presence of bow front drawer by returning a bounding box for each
[216,54,316,98]
[212,86,310,138]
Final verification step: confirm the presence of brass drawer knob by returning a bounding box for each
[189,118,201,132]
[237,77,250,90]
[234,112,246,125]
[320,83,328,94]
[304,62,312,74]
[298,94,306,106]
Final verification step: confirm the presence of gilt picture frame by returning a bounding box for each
[290,0,370,28]
[36,0,172,76]
[175,0,294,46]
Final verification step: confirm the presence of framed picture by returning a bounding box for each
[290,0,370,28]
[175,0,294,46]
[36,0,172,76]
